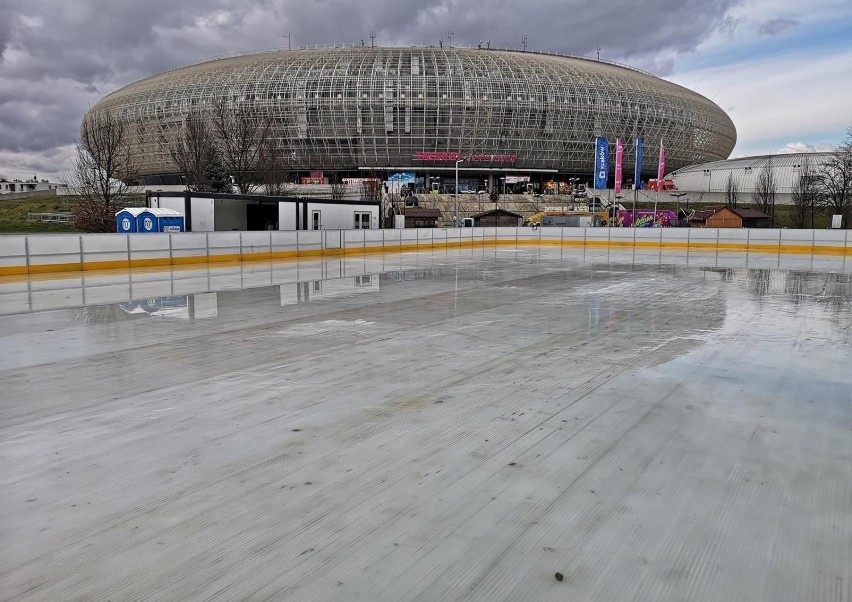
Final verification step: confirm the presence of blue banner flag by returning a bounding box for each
[594,137,609,190]
[634,137,644,189]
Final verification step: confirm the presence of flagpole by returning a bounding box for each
[593,137,600,224]
[614,138,623,227]
[655,140,665,227]
[633,137,643,228]
[592,178,596,221]
[630,182,639,228]
[633,187,637,228]
[654,190,658,226]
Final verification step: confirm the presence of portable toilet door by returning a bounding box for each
[136,209,160,233]
[116,208,140,233]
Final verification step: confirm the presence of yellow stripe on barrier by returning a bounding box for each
[27,262,85,274]
[126,257,172,268]
[1,236,849,278]
[0,265,29,276]
[205,253,243,263]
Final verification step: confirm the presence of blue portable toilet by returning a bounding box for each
[116,208,144,233]
[157,209,185,232]
[137,208,185,233]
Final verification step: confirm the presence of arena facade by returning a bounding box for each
[89,45,736,191]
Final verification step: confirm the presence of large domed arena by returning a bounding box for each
[88,45,736,186]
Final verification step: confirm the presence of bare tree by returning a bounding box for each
[752,156,776,225]
[170,110,214,191]
[791,156,820,229]
[210,97,274,195]
[360,178,381,202]
[818,126,852,228]
[724,172,739,209]
[257,139,289,196]
[330,174,347,200]
[65,110,137,232]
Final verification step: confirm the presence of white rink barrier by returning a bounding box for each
[0,227,849,276]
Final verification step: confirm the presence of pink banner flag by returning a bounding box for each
[657,140,666,183]
[614,138,623,195]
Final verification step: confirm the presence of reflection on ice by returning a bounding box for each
[280,274,380,306]
[0,247,849,316]
[120,296,189,317]
[703,268,851,310]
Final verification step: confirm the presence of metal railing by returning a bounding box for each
[27,212,73,223]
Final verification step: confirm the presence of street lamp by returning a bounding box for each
[455,157,465,227]
[669,191,687,210]
[612,195,623,227]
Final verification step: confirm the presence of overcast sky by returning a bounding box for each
[1,0,850,180]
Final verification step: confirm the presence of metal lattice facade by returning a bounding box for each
[90,46,737,180]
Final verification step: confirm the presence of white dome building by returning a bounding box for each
[668,152,834,206]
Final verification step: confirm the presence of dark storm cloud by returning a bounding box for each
[757,17,799,36]
[0,84,85,153]
[0,0,741,178]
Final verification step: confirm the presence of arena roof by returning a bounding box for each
[90,46,737,180]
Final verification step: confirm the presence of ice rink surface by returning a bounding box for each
[1,247,850,601]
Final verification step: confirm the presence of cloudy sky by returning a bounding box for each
[1,0,850,180]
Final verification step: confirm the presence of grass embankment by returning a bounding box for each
[0,195,147,233]
[0,197,79,233]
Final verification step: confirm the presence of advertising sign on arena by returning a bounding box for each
[387,172,416,195]
[414,151,517,162]
[470,153,517,162]
[388,172,416,184]
[594,137,609,190]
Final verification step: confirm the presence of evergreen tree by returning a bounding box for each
[203,143,232,193]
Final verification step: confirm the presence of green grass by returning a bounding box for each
[0,195,147,233]
[0,197,79,233]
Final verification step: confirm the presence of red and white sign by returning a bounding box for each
[415,151,461,161]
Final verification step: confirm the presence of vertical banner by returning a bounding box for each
[657,140,666,182]
[614,138,623,195]
[594,137,609,190]
[634,137,644,189]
